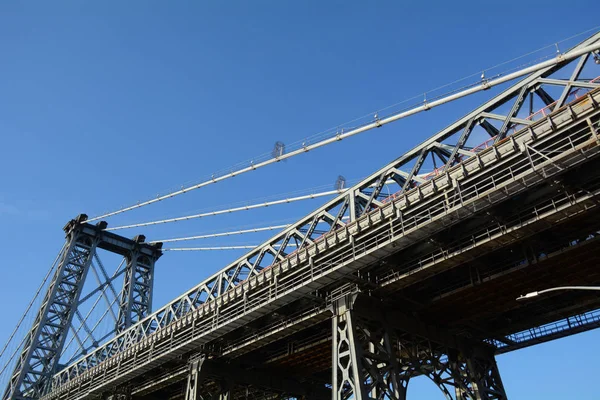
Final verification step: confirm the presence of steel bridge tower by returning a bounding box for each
[2,215,162,400]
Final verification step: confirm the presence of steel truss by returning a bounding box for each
[30,33,600,400]
[80,33,600,342]
[332,294,507,400]
[71,33,600,338]
[2,217,162,400]
[42,59,600,400]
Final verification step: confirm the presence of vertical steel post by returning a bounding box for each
[331,295,408,400]
[185,357,206,400]
[332,295,369,400]
[116,235,161,333]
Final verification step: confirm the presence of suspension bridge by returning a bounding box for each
[2,31,600,400]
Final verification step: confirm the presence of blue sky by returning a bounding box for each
[1,1,600,398]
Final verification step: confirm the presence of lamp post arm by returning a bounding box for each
[517,286,600,301]
[538,286,600,295]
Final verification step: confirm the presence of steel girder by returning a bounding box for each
[2,216,162,400]
[494,308,600,353]
[332,294,507,400]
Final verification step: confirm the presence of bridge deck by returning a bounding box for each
[43,89,600,400]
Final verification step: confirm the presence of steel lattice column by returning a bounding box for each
[332,294,508,400]
[184,357,232,400]
[397,341,507,400]
[3,215,100,400]
[462,352,507,400]
[116,235,160,333]
[2,216,163,400]
[185,357,206,400]
[332,295,408,400]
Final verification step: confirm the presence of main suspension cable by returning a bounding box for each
[106,189,343,231]
[150,224,290,243]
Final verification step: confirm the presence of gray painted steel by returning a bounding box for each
[5,31,600,400]
[44,78,600,400]
[2,219,162,400]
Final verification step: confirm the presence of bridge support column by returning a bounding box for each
[332,294,508,400]
[398,342,507,400]
[3,215,100,400]
[116,235,161,333]
[185,357,207,400]
[457,351,506,400]
[332,294,408,400]
[184,358,232,400]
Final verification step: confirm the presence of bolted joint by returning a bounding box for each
[133,234,146,243]
[96,221,108,230]
[63,214,88,234]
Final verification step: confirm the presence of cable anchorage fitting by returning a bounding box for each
[423,93,431,110]
[480,72,491,90]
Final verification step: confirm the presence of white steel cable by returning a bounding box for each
[88,37,600,223]
[0,244,66,360]
[0,243,66,373]
[329,24,600,131]
[165,246,269,251]
[150,215,352,243]
[150,224,291,243]
[108,178,399,232]
[106,189,343,231]
[60,259,126,358]
[162,119,600,252]
[164,243,299,251]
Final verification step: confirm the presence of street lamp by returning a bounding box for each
[516,286,600,301]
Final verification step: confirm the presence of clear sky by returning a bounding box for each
[1,1,599,398]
